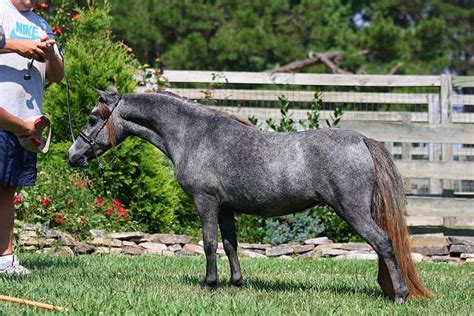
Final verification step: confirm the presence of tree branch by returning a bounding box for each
[269,50,369,74]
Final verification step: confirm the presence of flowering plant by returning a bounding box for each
[13,142,143,239]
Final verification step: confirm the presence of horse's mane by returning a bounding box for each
[155,90,255,128]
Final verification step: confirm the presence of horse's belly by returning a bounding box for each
[224,195,320,217]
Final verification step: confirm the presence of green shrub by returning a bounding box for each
[36,2,200,237]
[263,209,324,245]
[43,3,138,143]
[15,142,142,239]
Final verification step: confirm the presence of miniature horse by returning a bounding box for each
[68,87,431,302]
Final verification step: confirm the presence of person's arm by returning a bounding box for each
[41,37,64,83]
[0,107,35,136]
[0,38,48,61]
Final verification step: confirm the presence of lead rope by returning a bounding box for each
[53,39,108,197]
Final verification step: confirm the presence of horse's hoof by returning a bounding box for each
[202,281,217,291]
[393,297,407,304]
[231,279,244,288]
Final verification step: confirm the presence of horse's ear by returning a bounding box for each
[94,87,107,102]
[108,86,120,95]
[94,87,121,105]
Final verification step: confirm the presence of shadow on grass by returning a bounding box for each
[23,255,79,270]
[178,274,381,299]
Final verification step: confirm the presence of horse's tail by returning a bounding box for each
[364,138,432,299]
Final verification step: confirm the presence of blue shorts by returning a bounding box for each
[0,130,37,187]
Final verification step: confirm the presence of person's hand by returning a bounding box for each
[39,35,56,61]
[15,120,36,137]
[10,39,48,62]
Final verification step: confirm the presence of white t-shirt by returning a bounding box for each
[0,0,55,120]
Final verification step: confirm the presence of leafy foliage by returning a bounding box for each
[107,0,473,75]
[30,2,200,238]
[15,142,142,239]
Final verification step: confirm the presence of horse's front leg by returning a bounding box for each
[194,193,219,290]
[218,210,243,287]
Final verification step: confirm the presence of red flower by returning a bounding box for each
[52,25,62,37]
[41,197,51,207]
[113,199,122,207]
[105,208,113,217]
[35,2,48,10]
[117,206,129,219]
[96,196,104,206]
[79,217,88,223]
[14,192,24,205]
[54,216,64,225]
[71,13,80,21]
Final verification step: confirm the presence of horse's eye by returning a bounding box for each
[88,116,98,125]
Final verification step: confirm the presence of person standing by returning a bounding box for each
[0,0,64,275]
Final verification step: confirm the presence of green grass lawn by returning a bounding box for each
[0,254,472,315]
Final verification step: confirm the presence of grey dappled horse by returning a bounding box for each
[68,87,431,302]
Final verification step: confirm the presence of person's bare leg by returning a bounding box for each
[0,186,16,256]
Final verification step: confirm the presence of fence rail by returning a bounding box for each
[138,70,474,234]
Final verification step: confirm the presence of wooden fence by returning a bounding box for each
[137,70,474,235]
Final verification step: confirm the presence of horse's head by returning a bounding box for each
[68,87,122,167]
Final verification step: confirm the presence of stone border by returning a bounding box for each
[17,224,474,264]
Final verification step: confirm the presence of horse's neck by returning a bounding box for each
[119,93,207,164]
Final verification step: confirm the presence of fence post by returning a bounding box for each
[429,81,442,195]
[441,74,454,195]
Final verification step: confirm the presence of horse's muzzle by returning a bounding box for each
[68,149,89,167]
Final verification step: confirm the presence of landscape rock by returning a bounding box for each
[411,245,449,256]
[239,243,271,250]
[338,243,373,252]
[320,248,349,257]
[266,244,297,257]
[238,248,267,259]
[183,243,205,255]
[167,244,183,252]
[89,238,122,247]
[20,237,56,247]
[460,253,474,259]
[122,241,137,247]
[298,249,322,259]
[74,242,96,254]
[109,232,144,240]
[89,229,106,239]
[122,245,145,255]
[449,244,474,256]
[57,231,77,246]
[447,237,474,246]
[94,247,111,255]
[293,244,315,254]
[139,242,167,254]
[411,253,425,263]
[151,234,191,245]
[304,237,333,245]
[314,243,344,250]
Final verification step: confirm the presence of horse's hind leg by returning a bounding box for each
[194,193,219,289]
[341,210,409,302]
[218,210,243,287]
